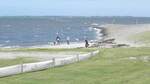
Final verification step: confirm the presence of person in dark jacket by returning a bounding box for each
[85,39,89,48]
[56,36,61,45]
[66,36,70,45]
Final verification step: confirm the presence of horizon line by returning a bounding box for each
[0,15,150,18]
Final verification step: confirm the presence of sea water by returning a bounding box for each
[0,16,99,47]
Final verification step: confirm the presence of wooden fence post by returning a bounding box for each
[91,52,94,56]
[52,58,55,67]
[21,63,23,73]
[76,54,79,62]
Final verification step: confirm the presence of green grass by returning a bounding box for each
[0,57,37,67]
[0,48,150,84]
[129,31,150,46]
[0,48,95,67]
[0,48,96,52]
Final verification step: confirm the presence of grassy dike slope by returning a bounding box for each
[129,31,150,46]
[0,48,150,84]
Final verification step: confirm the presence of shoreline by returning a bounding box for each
[0,42,86,49]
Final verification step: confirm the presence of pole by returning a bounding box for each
[76,54,79,62]
[52,58,55,67]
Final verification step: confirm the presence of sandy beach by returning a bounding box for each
[30,42,86,49]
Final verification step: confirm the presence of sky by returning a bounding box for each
[0,0,150,17]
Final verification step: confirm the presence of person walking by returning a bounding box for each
[66,36,70,45]
[56,35,61,45]
[85,39,89,48]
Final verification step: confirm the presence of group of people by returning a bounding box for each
[54,36,70,45]
[54,35,89,48]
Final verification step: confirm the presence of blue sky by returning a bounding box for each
[0,0,150,16]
